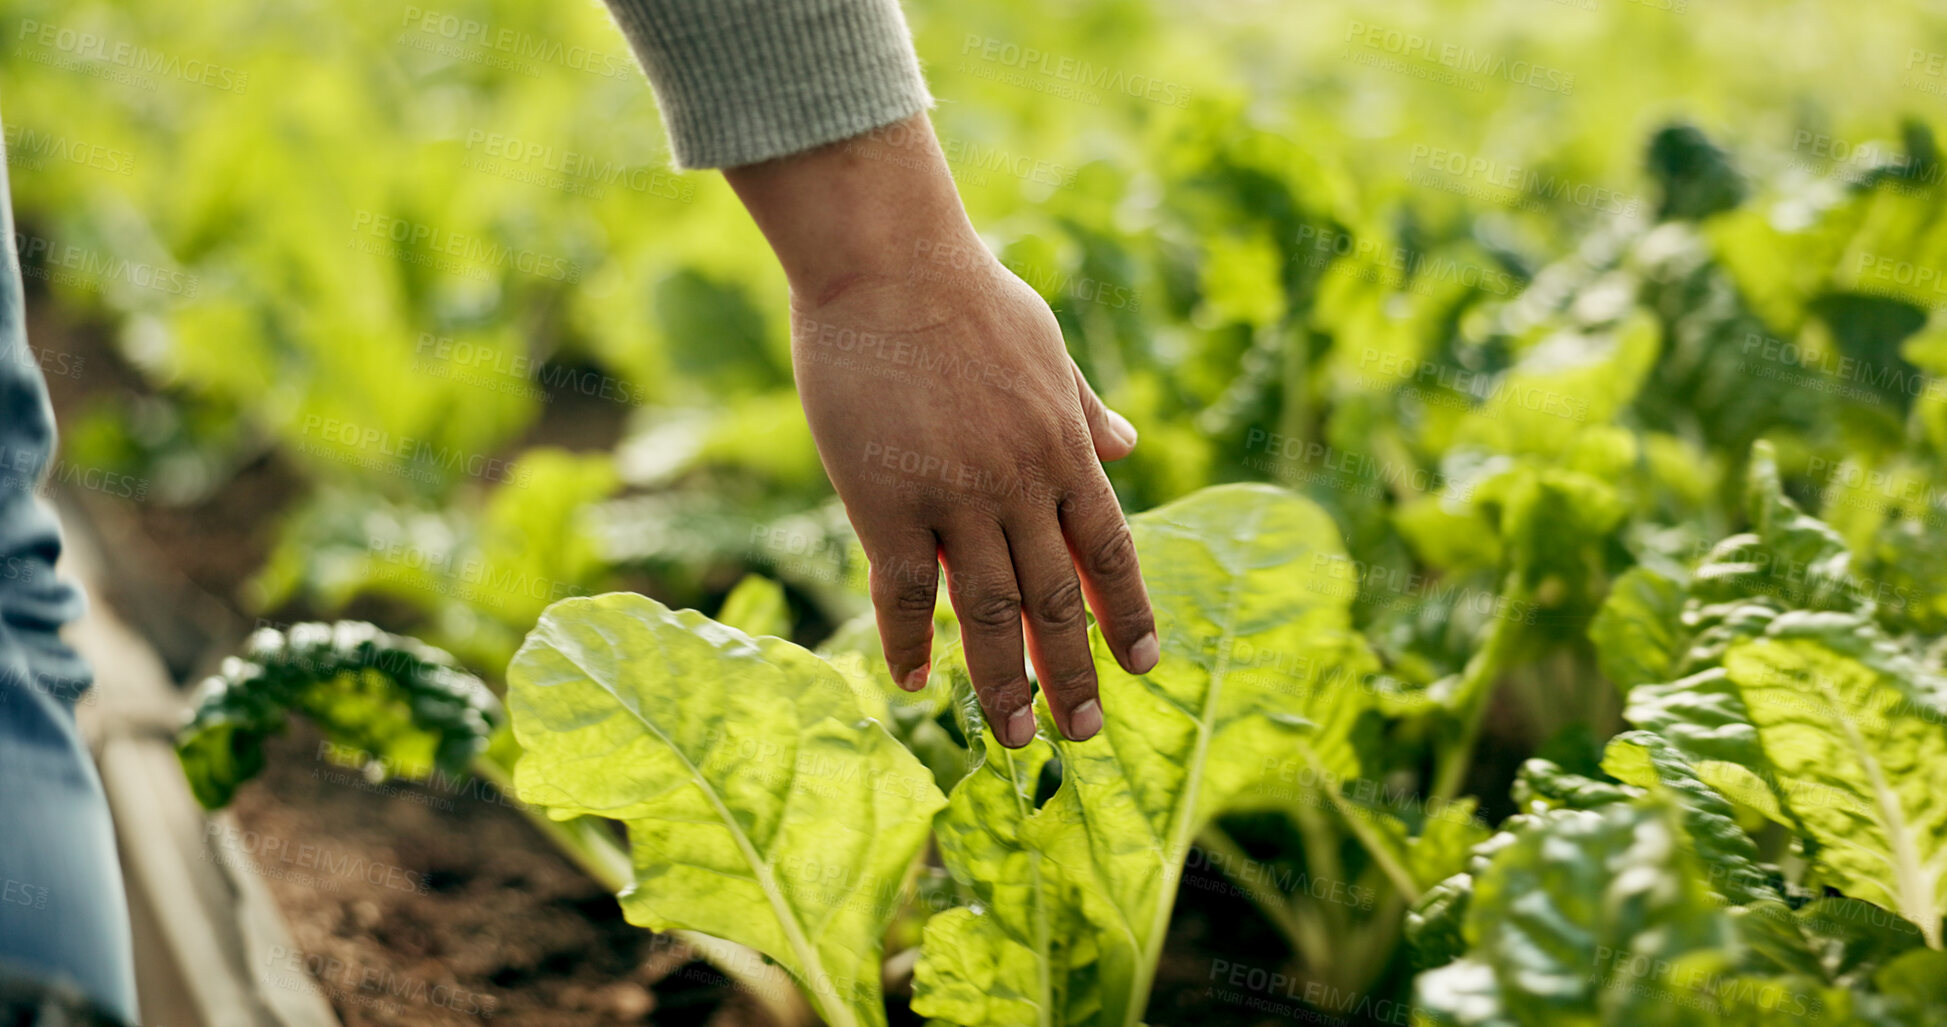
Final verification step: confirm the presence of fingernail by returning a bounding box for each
[900,664,929,692]
[1105,409,1138,449]
[1130,632,1160,674]
[1004,704,1037,747]
[1067,699,1102,741]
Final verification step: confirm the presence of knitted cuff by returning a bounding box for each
[601,0,933,169]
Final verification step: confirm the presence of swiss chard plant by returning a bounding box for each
[1407,443,1947,1026]
[495,453,1947,1026]
[504,483,1471,1026]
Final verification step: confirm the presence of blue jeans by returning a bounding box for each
[0,117,139,1023]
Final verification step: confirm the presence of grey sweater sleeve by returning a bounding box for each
[599,0,933,170]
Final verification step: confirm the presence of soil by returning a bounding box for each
[225,724,762,1027]
[31,291,1337,1027]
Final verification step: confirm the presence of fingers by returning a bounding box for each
[867,529,941,692]
[1061,472,1159,676]
[1007,514,1103,742]
[939,527,1037,749]
[1072,360,1138,463]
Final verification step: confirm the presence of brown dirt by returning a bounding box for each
[225,724,765,1027]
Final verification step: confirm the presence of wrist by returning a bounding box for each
[723,114,992,307]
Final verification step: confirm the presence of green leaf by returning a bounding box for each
[1054,484,1383,1024]
[1414,800,1739,1027]
[1722,612,1947,948]
[176,622,501,809]
[1510,758,1638,813]
[1589,566,1687,691]
[1600,730,1780,906]
[717,573,790,637]
[507,594,947,1027]
[1701,441,1858,613]
[1406,797,1494,892]
[1648,123,1748,221]
[919,483,1381,1026]
[1731,897,1926,988]
[913,725,1103,1027]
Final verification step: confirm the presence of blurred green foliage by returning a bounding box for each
[9,0,1946,664]
[15,0,1947,1018]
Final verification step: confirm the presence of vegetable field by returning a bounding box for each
[9,0,1947,1024]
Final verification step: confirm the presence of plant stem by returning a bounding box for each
[1429,582,1526,806]
[469,756,815,1025]
[1319,787,1421,905]
[471,756,631,890]
[1195,826,1328,966]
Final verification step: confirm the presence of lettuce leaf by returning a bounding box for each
[915,483,1382,1026]
[507,594,947,1027]
[1723,613,1947,948]
[1416,800,1740,1027]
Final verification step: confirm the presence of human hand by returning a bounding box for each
[723,114,1158,747]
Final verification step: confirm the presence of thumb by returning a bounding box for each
[1072,360,1138,463]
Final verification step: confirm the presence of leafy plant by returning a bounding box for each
[176,621,501,808]
[503,484,1450,1024]
[1406,443,1947,1025]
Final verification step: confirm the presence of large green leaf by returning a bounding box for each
[916,483,1381,1026]
[507,594,947,1027]
[1722,612,1947,948]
